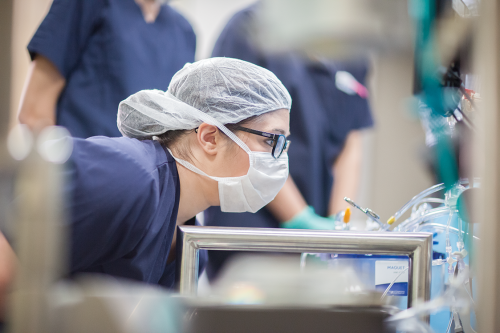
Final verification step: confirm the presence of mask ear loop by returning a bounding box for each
[165,147,242,182]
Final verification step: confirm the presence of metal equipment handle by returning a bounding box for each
[176,226,432,310]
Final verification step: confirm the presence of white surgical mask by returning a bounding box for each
[163,93,289,213]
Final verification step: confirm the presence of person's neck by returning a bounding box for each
[175,161,218,224]
[134,0,161,23]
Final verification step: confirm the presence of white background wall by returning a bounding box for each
[10,0,52,128]
[171,0,257,60]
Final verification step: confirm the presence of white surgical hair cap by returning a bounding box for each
[117,57,292,138]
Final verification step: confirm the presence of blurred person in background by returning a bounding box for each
[18,0,196,138]
[204,5,374,280]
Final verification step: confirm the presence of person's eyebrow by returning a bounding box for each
[273,129,291,137]
[271,128,286,135]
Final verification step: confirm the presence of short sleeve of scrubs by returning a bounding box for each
[28,0,105,78]
[66,137,160,272]
[66,137,205,287]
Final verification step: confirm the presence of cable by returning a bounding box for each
[464,280,476,307]
[300,253,309,271]
[381,267,409,300]
[455,107,476,131]
[445,313,454,333]
[411,198,445,216]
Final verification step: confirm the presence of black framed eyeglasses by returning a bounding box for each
[234,126,290,159]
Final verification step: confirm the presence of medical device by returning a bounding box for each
[338,180,479,332]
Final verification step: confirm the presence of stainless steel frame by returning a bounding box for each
[176,226,433,309]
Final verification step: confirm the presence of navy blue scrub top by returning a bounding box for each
[66,137,206,288]
[204,5,374,279]
[28,0,196,138]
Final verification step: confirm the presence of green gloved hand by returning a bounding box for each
[280,206,336,230]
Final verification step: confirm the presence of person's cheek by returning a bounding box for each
[248,138,268,152]
[238,152,250,176]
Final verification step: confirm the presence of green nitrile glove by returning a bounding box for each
[281,206,336,230]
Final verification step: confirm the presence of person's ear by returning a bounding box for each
[196,123,220,155]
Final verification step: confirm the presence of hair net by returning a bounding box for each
[117,57,291,138]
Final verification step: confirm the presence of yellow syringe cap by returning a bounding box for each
[343,207,351,223]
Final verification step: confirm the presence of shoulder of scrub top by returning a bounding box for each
[27,0,109,79]
[67,136,170,270]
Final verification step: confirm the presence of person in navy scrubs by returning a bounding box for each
[18,0,196,138]
[204,5,374,279]
[0,58,291,317]
[66,57,291,289]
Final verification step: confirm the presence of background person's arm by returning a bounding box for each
[18,55,66,131]
[328,130,364,216]
[266,177,308,222]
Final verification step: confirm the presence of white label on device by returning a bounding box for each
[375,260,409,296]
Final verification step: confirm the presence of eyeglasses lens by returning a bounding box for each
[273,135,286,159]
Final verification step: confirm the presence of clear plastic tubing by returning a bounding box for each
[457,217,464,251]
[392,179,470,222]
[416,223,480,241]
[397,207,450,231]
[445,211,454,275]
[393,183,446,221]
[411,198,445,215]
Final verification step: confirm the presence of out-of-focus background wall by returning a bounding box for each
[10,0,432,221]
[367,54,433,220]
[171,0,256,60]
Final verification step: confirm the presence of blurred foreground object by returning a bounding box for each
[7,126,71,333]
[0,0,14,320]
[184,255,397,333]
[50,275,181,333]
[208,256,378,306]
[474,0,500,331]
